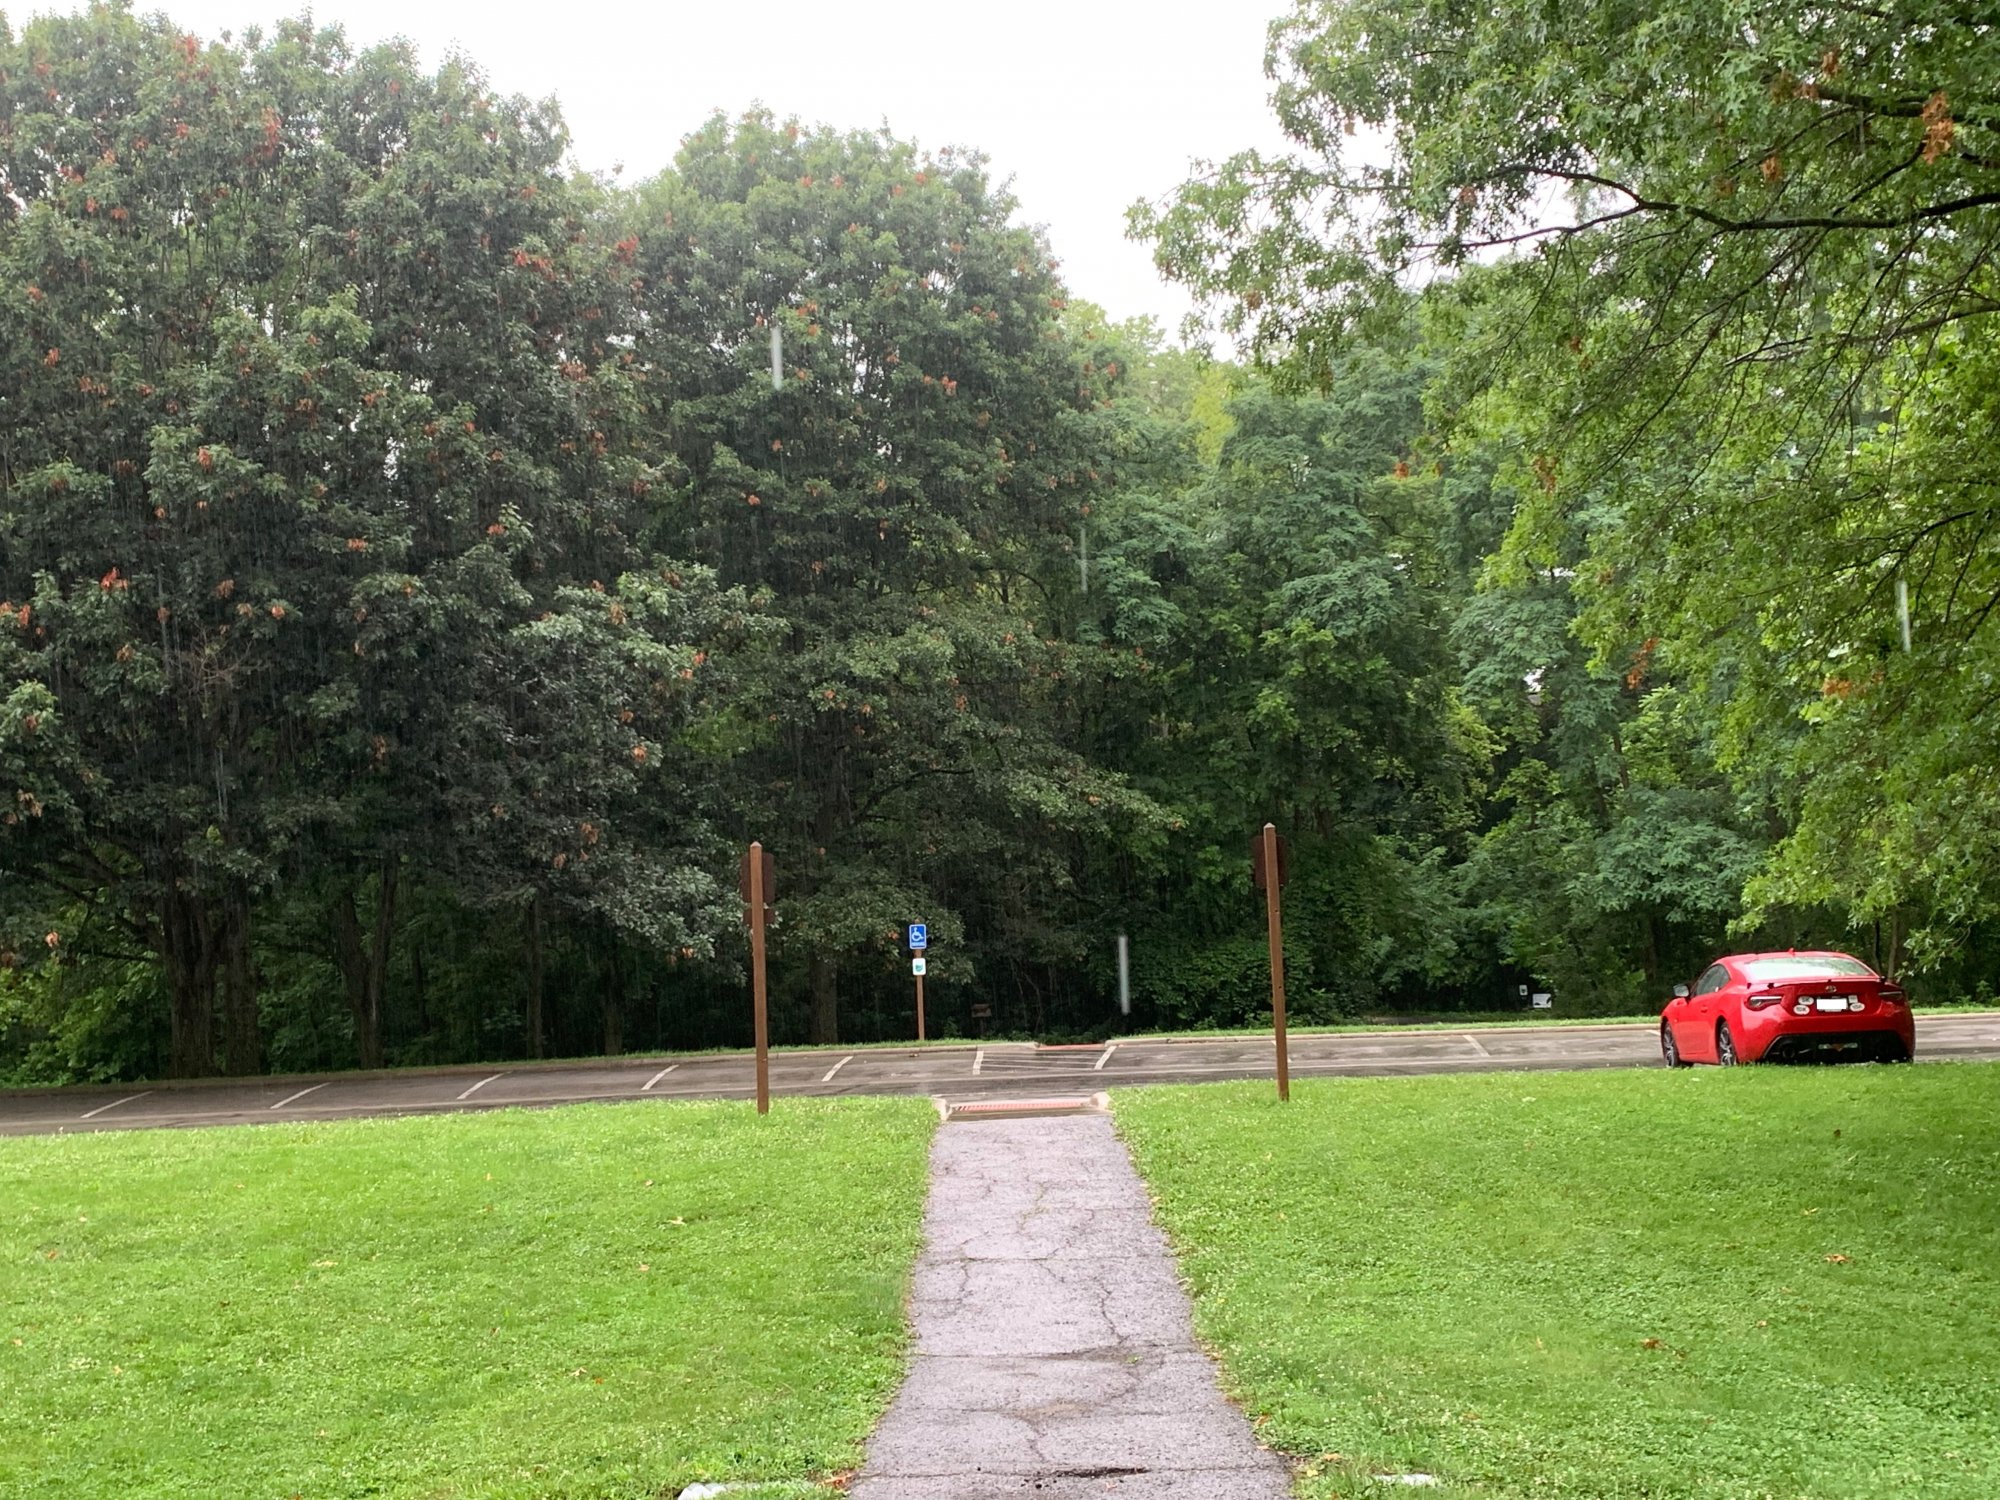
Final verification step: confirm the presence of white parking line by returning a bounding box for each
[269,1082,327,1111]
[973,1048,984,1075]
[456,1073,504,1101]
[1463,1033,1491,1057]
[1094,1043,1117,1071]
[640,1065,678,1092]
[822,1054,855,1084]
[78,1091,150,1121]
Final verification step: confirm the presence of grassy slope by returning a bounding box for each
[0,1097,935,1500]
[1117,1065,2000,1499]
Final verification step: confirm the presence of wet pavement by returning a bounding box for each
[846,1111,1292,1499]
[3,1013,1997,1137]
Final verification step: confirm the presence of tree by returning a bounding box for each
[0,9,733,1073]
[1069,321,1491,1021]
[1137,0,2000,968]
[629,114,1157,1042]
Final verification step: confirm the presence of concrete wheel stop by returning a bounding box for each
[940,1093,1108,1121]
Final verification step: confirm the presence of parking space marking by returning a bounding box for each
[973,1048,984,1075]
[822,1054,855,1084]
[269,1082,328,1110]
[78,1091,150,1120]
[1463,1033,1491,1057]
[456,1073,504,1101]
[640,1065,678,1092]
[1094,1043,1117,1071]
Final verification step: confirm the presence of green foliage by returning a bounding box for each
[16,0,1998,1077]
[629,113,1165,1040]
[0,8,737,1074]
[1142,0,2000,986]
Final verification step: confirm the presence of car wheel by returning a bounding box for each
[1661,1021,1688,1068]
[1716,1020,1740,1066]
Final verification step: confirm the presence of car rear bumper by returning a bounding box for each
[1747,1013,1915,1062]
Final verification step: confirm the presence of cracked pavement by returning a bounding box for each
[848,1114,1291,1500]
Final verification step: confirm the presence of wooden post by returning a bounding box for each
[742,842,772,1115]
[1261,823,1290,1102]
[915,969,927,1043]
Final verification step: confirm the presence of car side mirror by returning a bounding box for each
[1672,984,1689,1000]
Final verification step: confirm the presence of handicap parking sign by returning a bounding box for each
[908,922,928,950]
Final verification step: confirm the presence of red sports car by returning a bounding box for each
[1661,950,1914,1066]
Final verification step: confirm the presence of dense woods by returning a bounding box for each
[4,3,1996,1081]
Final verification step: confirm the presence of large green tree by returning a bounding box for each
[628,114,1155,1042]
[1139,0,2000,969]
[0,8,733,1073]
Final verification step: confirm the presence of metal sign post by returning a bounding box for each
[739,842,775,1114]
[1251,824,1291,1102]
[908,922,928,1042]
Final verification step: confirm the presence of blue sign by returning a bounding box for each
[908,922,928,951]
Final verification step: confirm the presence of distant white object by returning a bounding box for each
[1531,993,1553,1009]
[680,1485,750,1500]
[1375,1477,1440,1488]
[1116,931,1131,1016]
[769,325,783,392]
[912,956,927,977]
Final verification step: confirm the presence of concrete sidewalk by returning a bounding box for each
[848,1113,1291,1499]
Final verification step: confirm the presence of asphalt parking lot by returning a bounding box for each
[4,1013,1997,1137]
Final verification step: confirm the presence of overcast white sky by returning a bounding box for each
[108,0,1292,336]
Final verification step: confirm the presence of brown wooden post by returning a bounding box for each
[1259,823,1290,1102]
[741,842,773,1115]
[915,969,927,1043]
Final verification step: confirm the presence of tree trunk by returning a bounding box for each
[157,886,218,1078]
[331,856,398,1070]
[601,940,625,1057]
[809,951,838,1045]
[525,896,546,1059]
[219,893,262,1076]
[1641,912,1662,985]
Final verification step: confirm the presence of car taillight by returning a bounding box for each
[1880,986,1906,1006]
[1746,992,1783,1009]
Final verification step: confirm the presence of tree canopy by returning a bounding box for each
[6,1,1997,1083]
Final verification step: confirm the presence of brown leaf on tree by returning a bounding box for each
[1921,92,1954,164]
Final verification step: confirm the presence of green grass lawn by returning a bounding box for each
[0,1097,936,1499]
[1116,1065,2000,1499]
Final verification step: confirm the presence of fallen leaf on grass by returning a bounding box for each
[1824,1253,1851,1264]
[1640,1338,1664,1350]
[638,1264,650,1273]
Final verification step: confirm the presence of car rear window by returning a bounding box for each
[1741,957,1875,981]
